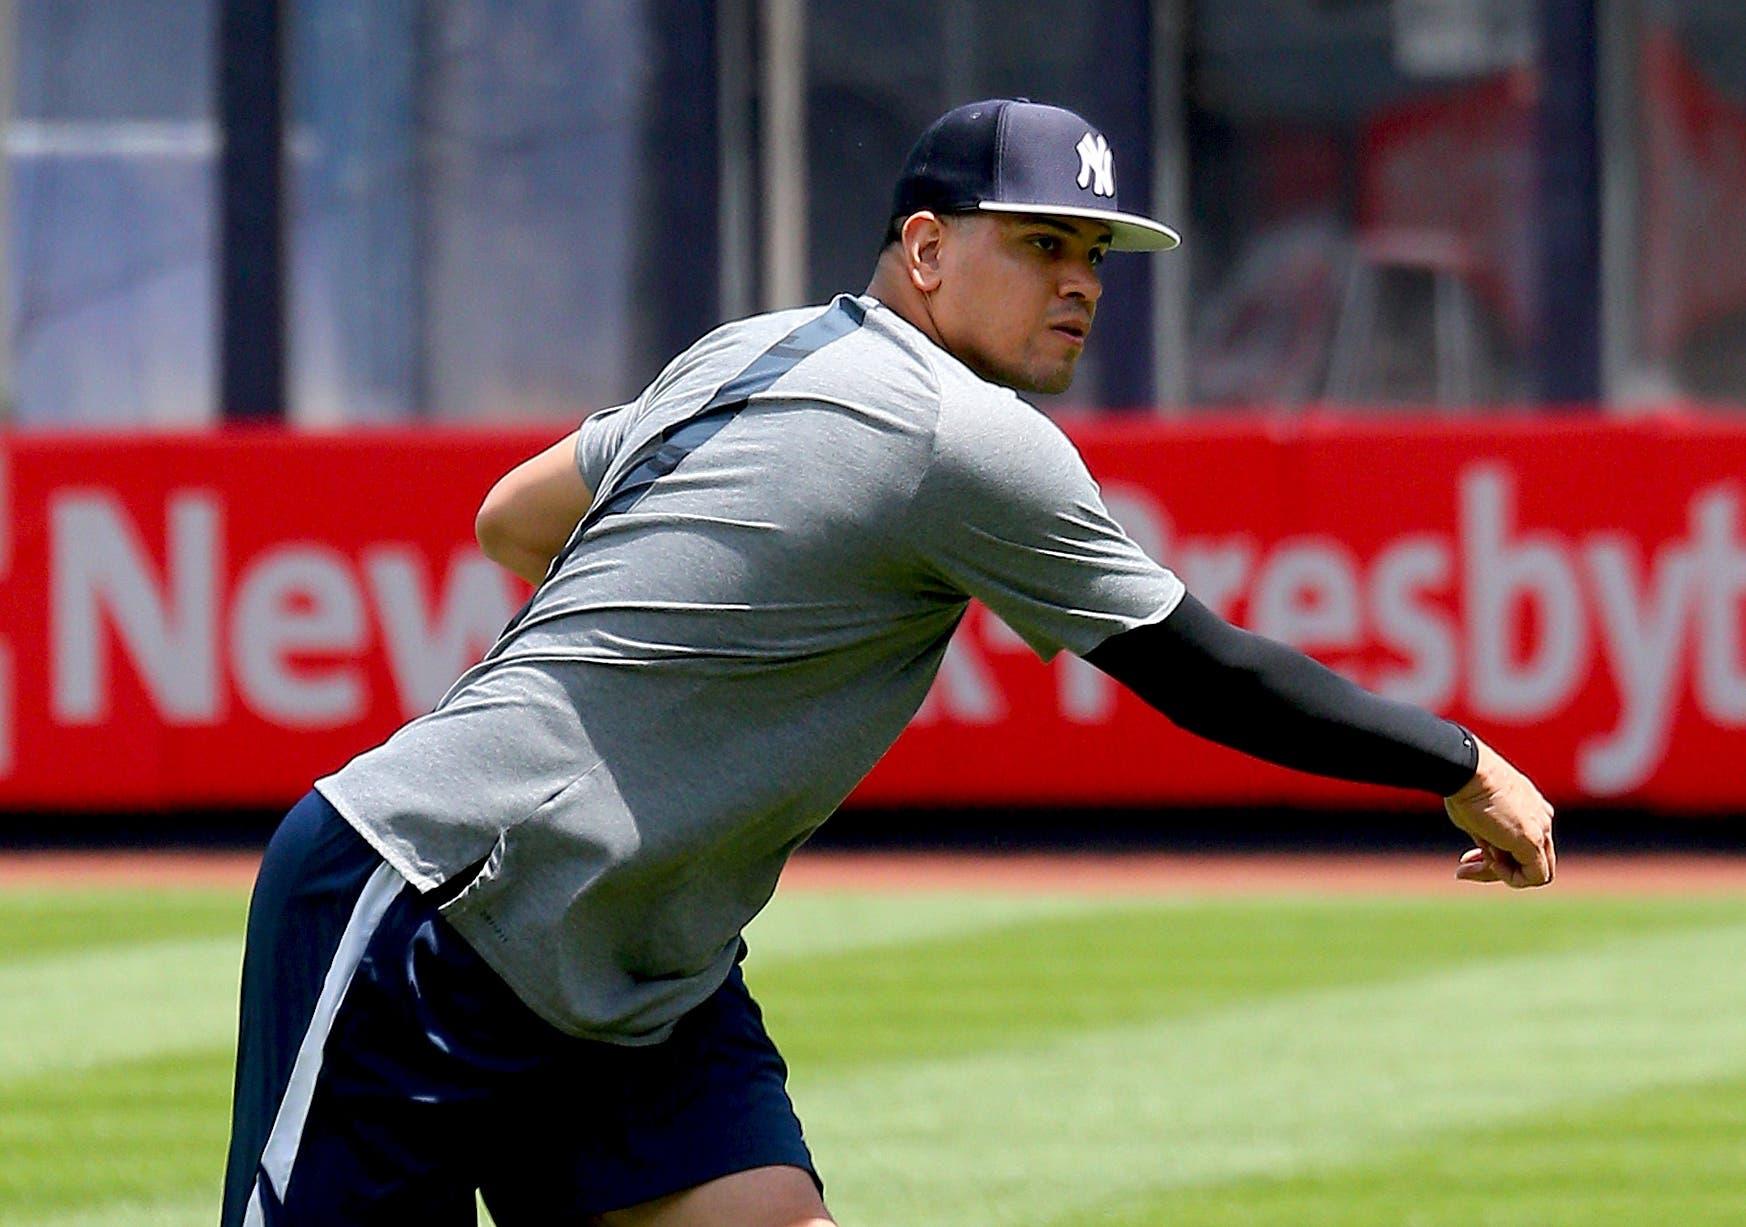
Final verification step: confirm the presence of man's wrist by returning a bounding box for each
[1445,726,1486,801]
[1445,729,1501,806]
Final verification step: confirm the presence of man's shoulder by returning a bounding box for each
[630,305,833,412]
[858,309,1040,428]
[682,303,834,368]
[933,370,1066,454]
[673,297,897,383]
[732,296,945,415]
[662,295,1046,444]
[925,373,1085,502]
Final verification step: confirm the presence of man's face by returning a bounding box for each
[926,213,1110,394]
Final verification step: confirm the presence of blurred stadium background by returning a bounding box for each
[4,1,1746,1224]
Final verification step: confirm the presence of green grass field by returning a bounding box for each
[2,880,1744,1225]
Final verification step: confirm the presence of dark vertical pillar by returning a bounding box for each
[632,1,719,366]
[1536,0,1602,404]
[1081,0,1155,409]
[218,0,287,422]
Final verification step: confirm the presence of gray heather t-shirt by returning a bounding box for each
[317,293,1184,1042]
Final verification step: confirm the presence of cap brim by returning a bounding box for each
[977,201,1180,251]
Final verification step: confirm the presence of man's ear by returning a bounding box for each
[902,212,947,293]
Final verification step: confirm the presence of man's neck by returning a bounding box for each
[864,260,946,351]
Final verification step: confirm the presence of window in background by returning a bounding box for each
[1185,0,1540,410]
[1630,0,1746,408]
[289,0,718,426]
[11,0,216,428]
[802,0,1155,413]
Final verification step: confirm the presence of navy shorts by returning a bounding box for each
[220,790,818,1226]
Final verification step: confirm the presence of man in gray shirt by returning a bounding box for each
[223,100,1553,1227]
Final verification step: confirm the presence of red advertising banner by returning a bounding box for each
[0,430,542,809]
[2,416,1744,814]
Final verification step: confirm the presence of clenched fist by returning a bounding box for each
[1444,736,1556,889]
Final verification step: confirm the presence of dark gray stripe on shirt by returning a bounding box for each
[584,296,868,526]
[489,297,869,647]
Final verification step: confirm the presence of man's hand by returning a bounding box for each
[1444,736,1555,888]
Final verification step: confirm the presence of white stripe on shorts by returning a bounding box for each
[244,861,405,1225]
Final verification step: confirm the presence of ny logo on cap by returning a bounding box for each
[1075,132,1114,198]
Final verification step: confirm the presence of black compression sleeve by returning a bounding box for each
[1083,593,1479,796]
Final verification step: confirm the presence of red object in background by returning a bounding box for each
[1362,37,1746,364]
[1641,29,1746,358]
[2,415,1745,815]
[1361,69,1539,343]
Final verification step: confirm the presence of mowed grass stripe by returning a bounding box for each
[796,922,1746,1227]
[19,891,1692,1090]
[754,895,1746,1071]
[0,891,1091,1087]
[0,890,245,966]
[744,890,1103,962]
[0,938,241,1081]
[0,1199,213,1227]
[1062,1071,1746,1227]
[0,1049,230,1222]
[0,886,1084,968]
[0,891,1093,1093]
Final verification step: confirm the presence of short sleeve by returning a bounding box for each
[573,404,637,493]
[909,393,1184,661]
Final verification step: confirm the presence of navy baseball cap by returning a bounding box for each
[891,99,1180,252]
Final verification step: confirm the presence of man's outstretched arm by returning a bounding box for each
[1083,592,1555,888]
[475,429,593,585]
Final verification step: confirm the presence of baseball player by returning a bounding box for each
[221,99,1553,1227]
